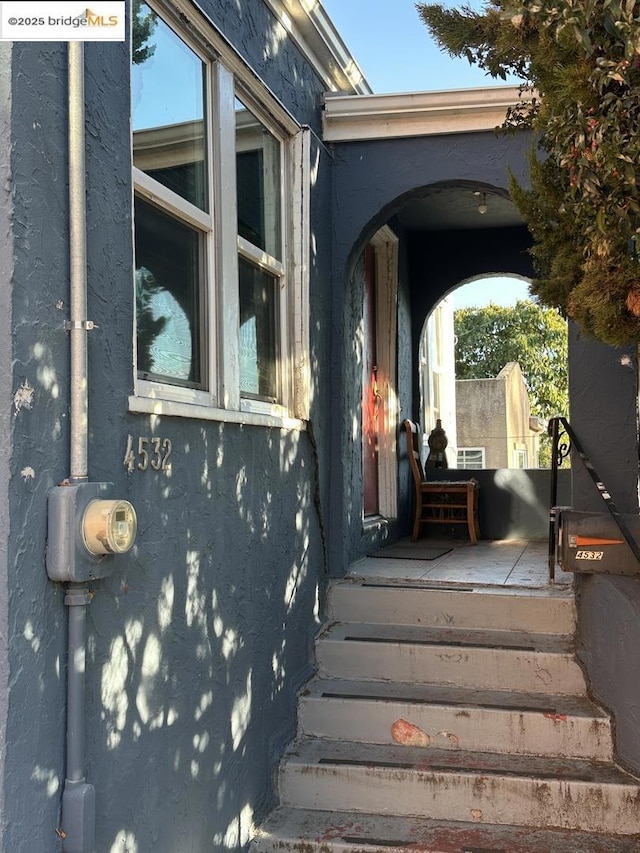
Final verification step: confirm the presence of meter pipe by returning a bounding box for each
[65,584,87,784]
[63,41,93,852]
[68,40,89,485]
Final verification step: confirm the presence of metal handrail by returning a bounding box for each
[548,416,640,582]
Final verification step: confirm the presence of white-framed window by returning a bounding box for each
[130,0,309,426]
[514,448,528,469]
[457,447,485,469]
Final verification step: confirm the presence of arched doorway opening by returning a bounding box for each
[420,274,568,472]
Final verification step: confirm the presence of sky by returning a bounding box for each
[320,0,529,309]
[320,0,521,94]
[450,277,531,309]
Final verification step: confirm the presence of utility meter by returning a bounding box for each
[82,499,137,556]
[47,482,138,582]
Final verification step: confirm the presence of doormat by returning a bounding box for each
[366,542,451,561]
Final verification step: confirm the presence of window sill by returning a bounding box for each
[128,395,307,431]
[363,514,389,534]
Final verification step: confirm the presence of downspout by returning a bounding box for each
[62,40,95,853]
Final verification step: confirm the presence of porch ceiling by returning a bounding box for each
[397,184,525,232]
[323,88,531,233]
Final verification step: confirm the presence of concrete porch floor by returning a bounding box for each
[349,538,574,589]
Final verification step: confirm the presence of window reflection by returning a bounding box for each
[239,256,278,400]
[132,1,208,211]
[135,197,202,385]
[235,97,281,260]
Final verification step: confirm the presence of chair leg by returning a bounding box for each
[412,501,421,541]
[466,485,478,545]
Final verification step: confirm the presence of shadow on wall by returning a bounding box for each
[425,468,571,540]
[14,420,327,853]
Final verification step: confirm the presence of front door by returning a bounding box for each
[363,244,380,516]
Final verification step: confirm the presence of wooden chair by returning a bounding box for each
[403,419,479,544]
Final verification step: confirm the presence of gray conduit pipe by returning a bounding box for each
[62,41,95,853]
[64,584,89,787]
[68,40,89,484]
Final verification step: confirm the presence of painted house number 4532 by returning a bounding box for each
[124,435,173,472]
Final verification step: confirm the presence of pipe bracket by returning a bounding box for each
[64,588,92,607]
[64,320,98,331]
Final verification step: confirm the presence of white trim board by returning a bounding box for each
[323,86,533,142]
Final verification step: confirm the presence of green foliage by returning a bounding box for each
[418,0,640,346]
[454,299,568,419]
[132,0,157,66]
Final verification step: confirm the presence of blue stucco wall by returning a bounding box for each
[407,226,535,415]
[567,324,640,775]
[329,130,535,571]
[4,2,333,850]
[0,40,14,850]
[329,126,640,782]
[7,41,70,852]
[424,468,571,541]
[5,3,640,845]
[327,216,414,577]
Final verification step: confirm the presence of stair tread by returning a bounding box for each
[322,621,575,653]
[304,677,608,717]
[286,737,638,786]
[336,576,576,599]
[253,807,640,852]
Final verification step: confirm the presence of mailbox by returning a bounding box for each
[557,509,640,577]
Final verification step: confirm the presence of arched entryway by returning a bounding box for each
[325,88,640,778]
[419,273,566,471]
[331,175,537,571]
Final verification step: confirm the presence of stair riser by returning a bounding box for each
[253,809,640,853]
[299,697,613,761]
[316,640,586,695]
[329,585,576,634]
[280,764,640,835]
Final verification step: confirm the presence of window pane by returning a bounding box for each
[457,449,483,470]
[135,197,203,385]
[239,256,278,400]
[235,97,281,259]
[132,2,208,211]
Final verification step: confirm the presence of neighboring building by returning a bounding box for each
[0,2,638,852]
[456,362,545,469]
[420,296,458,467]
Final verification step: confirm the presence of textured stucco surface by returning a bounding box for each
[329,218,413,576]
[0,41,11,851]
[7,41,70,852]
[4,2,640,847]
[457,377,510,468]
[329,130,535,571]
[330,128,640,783]
[424,468,571,541]
[4,3,332,850]
[456,363,538,469]
[568,324,640,774]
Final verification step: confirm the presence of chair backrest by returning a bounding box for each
[403,419,425,489]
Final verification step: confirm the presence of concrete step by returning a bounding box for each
[329,579,577,634]
[299,677,613,761]
[316,623,586,695]
[279,739,640,836]
[252,807,640,852]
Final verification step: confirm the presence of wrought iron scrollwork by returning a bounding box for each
[547,415,640,583]
[553,421,571,468]
[547,417,566,583]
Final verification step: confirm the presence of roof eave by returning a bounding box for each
[262,0,373,95]
[323,86,533,142]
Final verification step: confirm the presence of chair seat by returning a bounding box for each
[403,421,479,544]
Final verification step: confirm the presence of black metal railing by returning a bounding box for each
[548,416,640,582]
